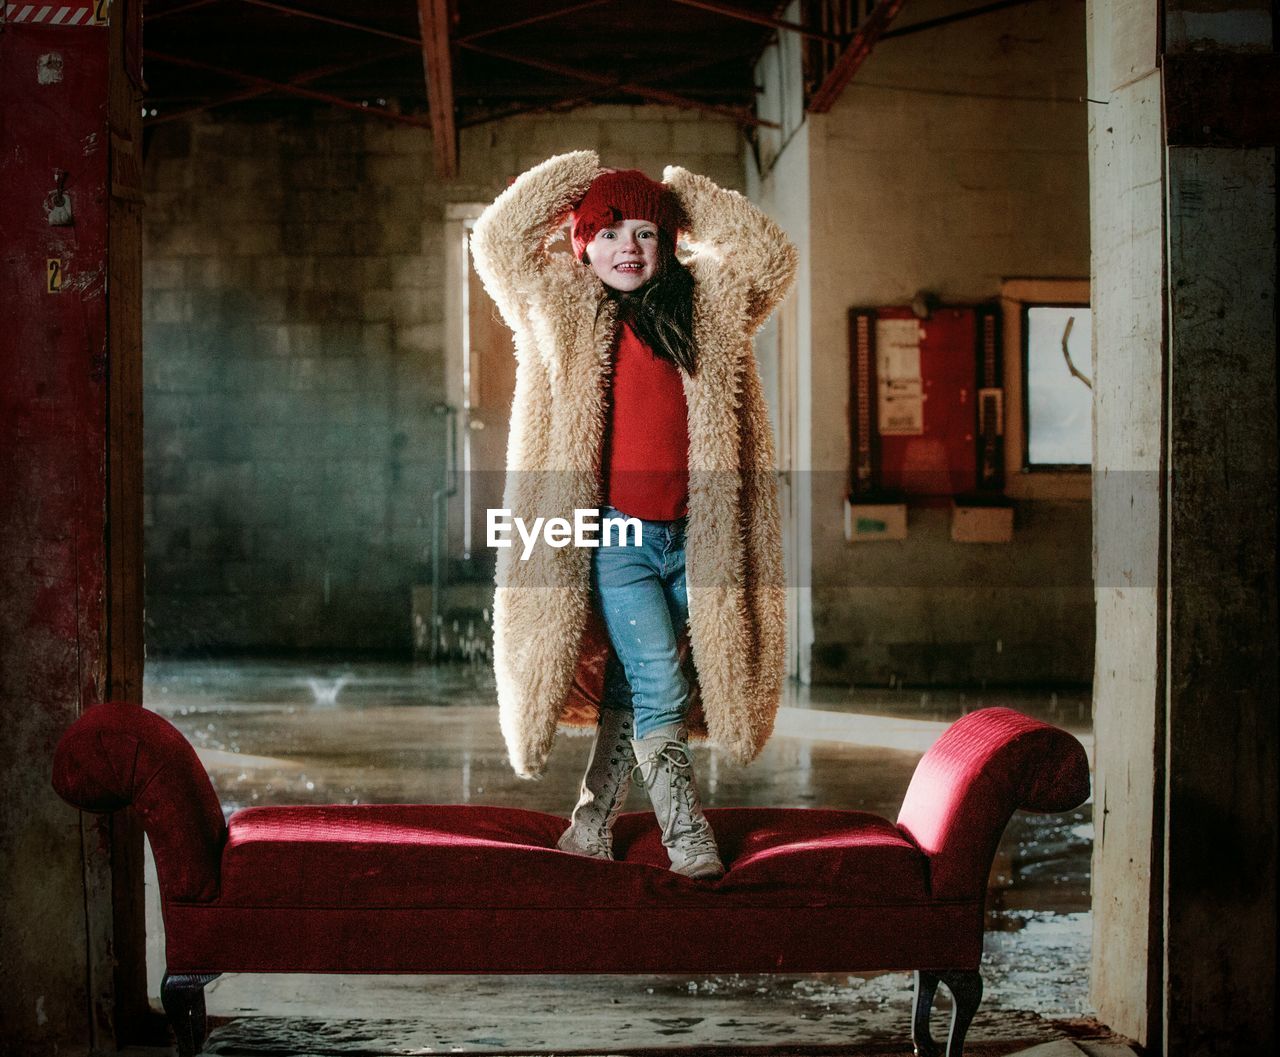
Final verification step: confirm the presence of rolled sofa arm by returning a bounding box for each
[896,707,1090,901]
[52,701,227,902]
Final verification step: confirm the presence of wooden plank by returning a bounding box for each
[417,0,458,178]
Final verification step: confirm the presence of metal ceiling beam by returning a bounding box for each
[230,0,457,175]
[882,0,1040,40]
[458,90,609,129]
[456,0,613,44]
[806,0,906,113]
[148,0,780,147]
[238,0,419,45]
[457,41,779,128]
[145,47,409,126]
[148,0,225,20]
[457,45,765,128]
[668,0,844,43]
[145,49,437,130]
[417,0,458,178]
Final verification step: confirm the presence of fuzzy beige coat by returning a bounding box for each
[470,151,796,779]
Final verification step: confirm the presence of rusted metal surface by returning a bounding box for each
[417,0,458,178]
[805,0,908,114]
[0,12,114,1055]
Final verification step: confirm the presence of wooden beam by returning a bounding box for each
[806,0,906,114]
[417,0,458,179]
[145,50,437,130]
[668,0,845,43]
[458,41,779,128]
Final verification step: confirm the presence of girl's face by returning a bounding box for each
[586,219,662,292]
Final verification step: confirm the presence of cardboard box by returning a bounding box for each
[950,501,1014,543]
[845,499,908,542]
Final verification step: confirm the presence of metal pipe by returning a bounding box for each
[429,403,459,661]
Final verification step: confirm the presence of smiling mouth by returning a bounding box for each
[615,263,643,273]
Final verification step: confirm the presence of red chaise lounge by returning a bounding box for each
[52,703,1089,1057]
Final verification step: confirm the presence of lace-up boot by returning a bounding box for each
[557,707,636,859]
[630,722,724,879]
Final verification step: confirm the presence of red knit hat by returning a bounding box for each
[571,169,684,259]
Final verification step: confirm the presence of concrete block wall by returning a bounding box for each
[143,105,745,653]
[757,0,1093,686]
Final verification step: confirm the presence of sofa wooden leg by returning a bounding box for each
[912,970,943,1057]
[912,969,983,1057]
[161,972,220,1057]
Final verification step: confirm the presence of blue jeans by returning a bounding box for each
[591,505,690,740]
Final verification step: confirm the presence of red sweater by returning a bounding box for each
[602,323,690,520]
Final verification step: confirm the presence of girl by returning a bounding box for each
[471,151,796,879]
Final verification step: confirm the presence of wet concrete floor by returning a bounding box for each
[142,660,1098,1056]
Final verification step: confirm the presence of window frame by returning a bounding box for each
[1000,278,1092,500]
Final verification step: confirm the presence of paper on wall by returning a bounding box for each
[876,318,924,435]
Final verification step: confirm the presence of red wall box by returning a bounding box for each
[849,304,1003,503]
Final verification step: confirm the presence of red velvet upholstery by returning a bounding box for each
[219,805,927,908]
[163,902,983,974]
[896,707,1091,900]
[51,701,226,902]
[51,702,1089,978]
[161,804,960,974]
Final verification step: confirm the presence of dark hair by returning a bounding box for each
[589,231,697,375]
